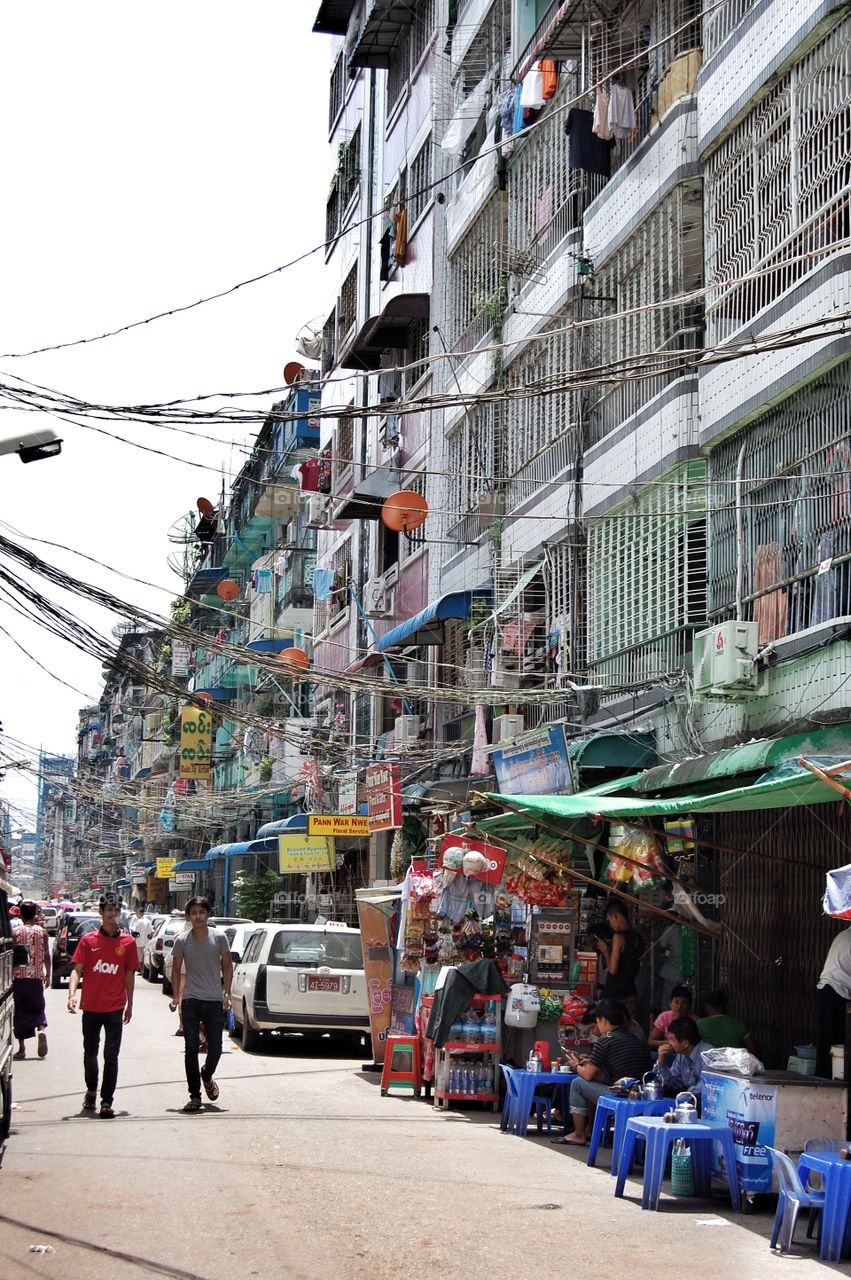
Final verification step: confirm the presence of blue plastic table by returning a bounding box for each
[510,1069,577,1137]
[798,1151,851,1262]
[615,1116,741,1211]
[587,1095,671,1175]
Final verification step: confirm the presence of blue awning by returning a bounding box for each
[170,858,209,873]
[204,836,281,860]
[378,589,490,652]
[255,815,308,837]
[245,638,294,654]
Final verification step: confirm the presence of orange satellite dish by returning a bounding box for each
[197,497,215,517]
[381,490,429,533]
[216,579,240,601]
[277,646,310,672]
[193,692,214,705]
[283,361,306,385]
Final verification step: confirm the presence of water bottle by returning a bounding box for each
[478,1063,489,1095]
[449,1066,459,1095]
[483,1009,497,1043]
[464,1064,474,1096]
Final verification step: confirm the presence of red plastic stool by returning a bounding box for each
[380,1035,422,1097]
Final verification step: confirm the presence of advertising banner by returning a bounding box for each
[307,815,369,837]
[170,872,195,887]
[437,834,507,886]
[179,705,212,780]
[156,857,176,880]
[366,762,402,832]
[171,640,192,677]
[702,1071,777,1193]
[356,890,400,1065]
[277,835,335,874]
[492,723,575,796]
[337,773,358,816]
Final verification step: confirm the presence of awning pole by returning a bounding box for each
[469,824,717,938]
[798,757,851,802]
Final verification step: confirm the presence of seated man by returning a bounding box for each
[697,989,758,1056]
[559,999,650,1145]
[656,1015,712,1095]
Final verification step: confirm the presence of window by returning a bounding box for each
[446,194,508,350]
[705,19,851,343]
[268,929,363,969]
[408,136,433,227]
[321,311,336,375]
[328,52,346,130]
[314,540,353,636]
[708,361,851,640]
[332,413,355,494]
[446,401,501,543]
[326,126,362,248]
[337,262,358,348]
[587,461,707,685]
[386,0,435,117]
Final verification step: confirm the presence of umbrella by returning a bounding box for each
[58,900,76,910]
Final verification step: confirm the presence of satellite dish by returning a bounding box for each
[197,497,215,517]
[284,361,306,386]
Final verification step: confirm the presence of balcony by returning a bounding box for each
[587,623,706,691]
[348,1,415,69]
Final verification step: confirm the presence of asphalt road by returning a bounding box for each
[0,980,835,1279]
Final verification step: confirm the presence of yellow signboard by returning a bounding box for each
[156,857,176,880]
[179,705,212,780]
[308,814,370,837]
[278,835,335,875]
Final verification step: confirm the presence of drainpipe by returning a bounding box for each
[734,442,747,621]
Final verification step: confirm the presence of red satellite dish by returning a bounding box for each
[283,361,306,386]
[197,497,215,517]
[216,579,240,601]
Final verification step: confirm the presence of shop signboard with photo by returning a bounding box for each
[366,763,402,832]
[492,723,575,796]
[437,834,506,885]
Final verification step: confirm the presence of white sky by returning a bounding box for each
[0,1,334,826]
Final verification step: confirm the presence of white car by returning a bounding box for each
[141,916,185,988]
[231,923,370,1052]
[220,922,259,963]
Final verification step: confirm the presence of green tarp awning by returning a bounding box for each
[487,761,851,821]
[632,727,851,794]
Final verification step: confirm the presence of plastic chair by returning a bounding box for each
[803,1139,845,1193]
[767,1148,824,1253]
[380,1035,421,1097]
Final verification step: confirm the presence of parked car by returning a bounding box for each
[141,916,185,987]
[208,916,252,928]
[38,905,58,935]
[51,912,101,986]
[231,923,369,1052]
[221,922,259,963]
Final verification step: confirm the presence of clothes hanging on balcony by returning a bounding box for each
[608,82,637,139]
[498,85,517,157]
[254,569,272,594]
[298,457,320,492]
[520,60,546,109]
[593,86,613,140]
[565,108,614,176]
[441,75,489,154]
[753,542,787,642]
[379,225,393,282]
[393,206,408,265]
[541,59,558,101]
[312,568,334,601]
[511,82,525,135]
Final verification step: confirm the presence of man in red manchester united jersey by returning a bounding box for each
[67,892,138,1118]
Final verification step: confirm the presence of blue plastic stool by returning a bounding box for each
[500,1065,521,1134]
[615,1116,741,1212]
[587,1095,671,1175]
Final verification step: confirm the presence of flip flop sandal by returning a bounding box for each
[182,1097,203,1113]
[82,1092,97,1110]
[37,1032,48,1058]
[12,1050,25,1061]
[99,1104,115,1119]
[202,1078,219,1101]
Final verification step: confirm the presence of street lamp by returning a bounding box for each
[0,429,62,464]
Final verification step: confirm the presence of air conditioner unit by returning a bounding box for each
[491,652,522,690]
[493,713,525,743]
[394,714,422,749]
[363,576,395,618]
[692,621,760,695]
[306,494,330,528]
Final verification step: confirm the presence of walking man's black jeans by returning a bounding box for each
[82,1010,124,1106]
[181,998,224,1098]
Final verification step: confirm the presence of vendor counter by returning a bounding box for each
[702,1069,848,1195]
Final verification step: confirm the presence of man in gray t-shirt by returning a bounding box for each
[169,897,233,1112]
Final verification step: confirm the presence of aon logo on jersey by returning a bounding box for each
[93,959,120,975]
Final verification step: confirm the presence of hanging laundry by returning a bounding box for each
[298,457,320,492]
[393,205,408,265]
[378,350,401,401]
[379,225,393,282]
[540,59,558,101]
[520,61,546,110]
[312,568,335,601]
[273,554,286,577]
[608,82,637,139]
[564,108,614,176]
[593,86,613,140]
[753,542,787,642]
[498,85,516,157]
[440,76,489,154]
[512,81,525,136]
[255,569,273,594]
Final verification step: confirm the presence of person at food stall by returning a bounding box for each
[816,926,851,1078]
[655,1015,711,1095]
[596,899,645,1016]
[648,985,693,1049]
[697,989,758,1055]
[558,1000,651,1144]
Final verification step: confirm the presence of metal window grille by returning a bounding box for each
[504,305,577,514]
[409,135,433,226]
[585,180,704,446]
[329,51,346,130]
[451,0,510,82]
[446,401,500,543]
[337,262,358,349]
[314,539,352,637]
[446,193,508,349]
[325,187,340,248]
[587,461,707,685]
[545,537,584,699]
[354,691,372,752]
[703,0,757,60]
[708,360,851,636]
[507,68,606,271]
[398,471,426,566]
[387,0,436,112]
[705,19,851,344]
[322,311,336,375]
[332,413,355,493]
